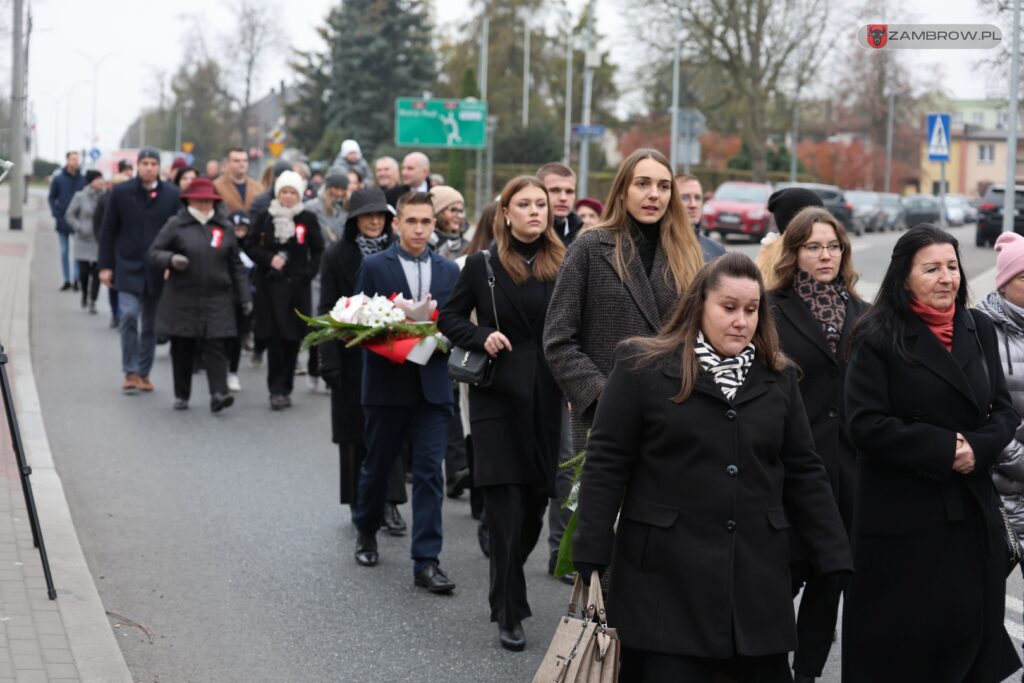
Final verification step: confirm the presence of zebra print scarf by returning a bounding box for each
[695,331,756,401]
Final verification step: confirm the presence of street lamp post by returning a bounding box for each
[75,51,118,165]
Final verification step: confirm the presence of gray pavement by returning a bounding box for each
[10,195,1024,682]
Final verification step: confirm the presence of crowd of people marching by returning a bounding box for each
[47,141,1024,682]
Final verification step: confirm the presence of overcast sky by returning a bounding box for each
[22,0,1007,164]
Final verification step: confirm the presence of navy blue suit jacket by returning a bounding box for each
[356,243,459,407]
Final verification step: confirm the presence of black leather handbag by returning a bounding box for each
[448,250,500,387]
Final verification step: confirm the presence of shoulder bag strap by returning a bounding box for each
[482,249,500,332]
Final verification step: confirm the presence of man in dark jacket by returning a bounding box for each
[537,162,583,246]
[99,148,181,394]
[48,151,85,290]
[384,152,433,208]
[675,173,726,260]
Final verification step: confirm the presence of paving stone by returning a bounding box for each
[14,670,48,683]
[42,662,77,679]
[9,652,40,670]
[6,641,36,656]
[40,648,71,664]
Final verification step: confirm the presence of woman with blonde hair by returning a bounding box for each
[767,206,868,682]
[439,176,566,651]
[543,148,706,458]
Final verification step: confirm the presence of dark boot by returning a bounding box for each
[354,533,378,567]
[382,502,406,536]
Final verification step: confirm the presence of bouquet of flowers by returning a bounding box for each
[298,293,448,365]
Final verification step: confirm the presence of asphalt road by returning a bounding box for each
[28,216,1024,682]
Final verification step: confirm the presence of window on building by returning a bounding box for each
[999,112,1009,129]
[979,144,995,163]
[971,112,985,125]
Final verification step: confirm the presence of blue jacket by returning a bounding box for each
[356,243,459,407]
[98,177,181,297]
[48,167,85,235]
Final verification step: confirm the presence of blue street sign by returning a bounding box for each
[88,147,101,161]
[572,124,606,138]
[183,153,195,165]
[927,114,951,162]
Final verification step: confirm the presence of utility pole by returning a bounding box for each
[1005,0,1021,234]
[789,43,805,183]
[521,17,530,128]
[884,91,895,192]
[563,29,573,165]
[174,110,182,155]
[10,0,25,230]
[475,4,489,218]
[670,40,680,172]
[577,0,595,199]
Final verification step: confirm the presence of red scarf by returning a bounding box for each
[910,298,955,351]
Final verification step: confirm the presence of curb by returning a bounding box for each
[9,195,133,682]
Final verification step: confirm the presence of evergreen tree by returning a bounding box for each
[447,68,479,194]
[323,0,436,158]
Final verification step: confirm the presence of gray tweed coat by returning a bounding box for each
[543,228,684,452]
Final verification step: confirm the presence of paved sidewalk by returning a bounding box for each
[0,189,131,683]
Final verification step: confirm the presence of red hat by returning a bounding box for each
[170,156,189,171]
[179,177,222,203]
[575,197,604,215]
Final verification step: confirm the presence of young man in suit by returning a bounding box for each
[351,192,461,593]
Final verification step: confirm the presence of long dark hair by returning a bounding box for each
[850,223,967,361]
[628,252,788,402]
[466,201,499,256]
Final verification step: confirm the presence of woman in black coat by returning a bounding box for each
[765,207,868,682]
[438,176,567,652]
[573,253,851,682]
[318,187,407,532]
[244,171,324,409]
[148,178,251,412]
[842,225,1021,682]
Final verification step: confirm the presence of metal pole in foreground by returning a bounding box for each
[1005,0,1021,234]
[9,0,25,230]
[563,30,573,165]
[577,0,595,200]
[521,18,530,129]
[940,161,948,228]
[475,6,489,218]
[670,40,680,173]
[884,91,895,192]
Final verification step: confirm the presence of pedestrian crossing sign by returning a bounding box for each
[927,113,951,162]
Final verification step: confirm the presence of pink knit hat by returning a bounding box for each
[996,231,1024,289]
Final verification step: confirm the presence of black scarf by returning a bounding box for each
[354,233,390,257]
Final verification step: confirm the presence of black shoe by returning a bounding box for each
[280,394,292,408]
[382,503,406,536]
[498,622,525,652]
[72,281,79,292]
[355,533,378,567]
[793,674,816,683]
[270,394,286,411]
[60,282,71,291]
[446,467,471,498]
[559,571,577,586]
[210,393,234,413]
[88,301,97,314]
[173,398,189,410]
[478,521,490,558]
[414,563,455,593]
[109,315,119,329]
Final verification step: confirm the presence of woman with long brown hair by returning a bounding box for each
[572,252,851,681]
[766,206,868,682]
[438,176,566,652]
[543,147,706,468]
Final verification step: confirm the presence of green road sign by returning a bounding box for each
[395,98,487,149]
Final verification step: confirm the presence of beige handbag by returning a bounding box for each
[532,572,620,683]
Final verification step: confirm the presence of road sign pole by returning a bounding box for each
[670,40,680,173]
[577,0,594,200]
[1005,0,1021,234]
[940,161,947,228]
[9,0,25,231]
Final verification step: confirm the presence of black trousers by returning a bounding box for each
[265,337,300,396]
[480,484,548,628]
[445,383,468,479]
[170,337,229,400]
[226,303,248,374]
[620,646,793,683]
[339,442,407,507]
[76,260,100,304]
[790,559,843,676]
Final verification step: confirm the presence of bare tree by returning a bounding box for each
[224,0,280,150]
[631,0,829,181]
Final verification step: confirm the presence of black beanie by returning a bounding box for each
[324,170,349,190]
[137,147,161,163]
[272,160,292,178]
[84,170,103,185]
[767,188,824,233]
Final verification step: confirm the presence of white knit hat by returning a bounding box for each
[340,139,361,159]
[274,170,307,197]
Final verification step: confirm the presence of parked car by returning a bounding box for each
[976,185,1024,247]
[943,194,968,226]
[702,181,774,241]
[878,193,907,231]
[774,182,860,236]
[845,191,886,233]
[960,195,979,223]
[902,195,942,230]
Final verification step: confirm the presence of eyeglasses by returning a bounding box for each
[801,242,844,257]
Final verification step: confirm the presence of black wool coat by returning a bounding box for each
[438,251,562,493]
[543,228,683,452]
[148,208,251,339]
[243,208,324,342]
[317,231,394,445]
[842,306,1021,682]
[768,288,869,531]
[573,346,851,659]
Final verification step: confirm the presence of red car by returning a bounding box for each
[702,181,774,241]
